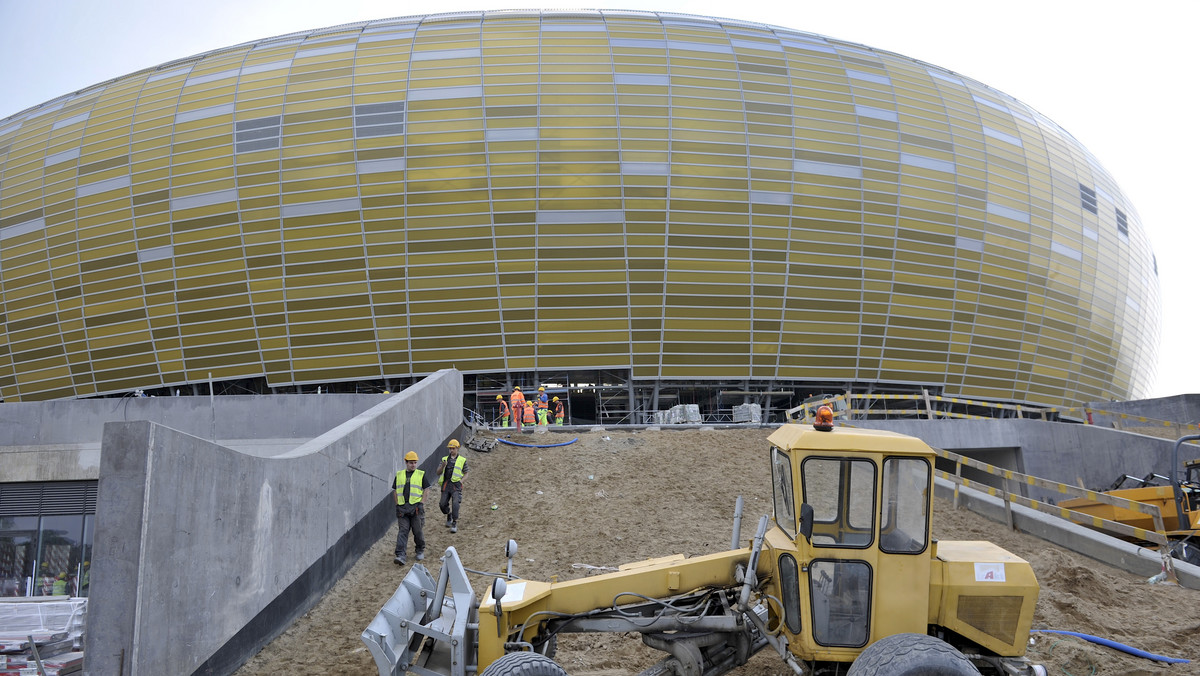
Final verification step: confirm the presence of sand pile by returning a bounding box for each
[236,428,1200,675]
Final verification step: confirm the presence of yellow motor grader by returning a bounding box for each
[363,412,1045,675]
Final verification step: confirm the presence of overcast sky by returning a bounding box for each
[1,0,1196,400]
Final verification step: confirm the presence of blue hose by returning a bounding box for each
[496,437,579,449]
[1032,630,1190,664]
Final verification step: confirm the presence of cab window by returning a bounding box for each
[771,447,796,538]
[802,457,875,548]
[879,456,930,554]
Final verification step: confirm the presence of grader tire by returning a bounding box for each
[481,651,569,676]
[847,633,980,676]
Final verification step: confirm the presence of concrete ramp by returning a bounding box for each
[83,369,463,676]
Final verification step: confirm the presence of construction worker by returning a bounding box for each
[553,396,565,425]
[393,451,433,565]
[437,440,468,533]
[536,386,549,425]
[523,399,536,427]
[52,573,67,596]
[510,386,526,432]
[496,394,510,428]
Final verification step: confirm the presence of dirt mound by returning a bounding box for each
[234,428,1200,675]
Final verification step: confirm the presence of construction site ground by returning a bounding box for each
[234,427,1200,676]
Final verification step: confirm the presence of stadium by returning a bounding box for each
[0,9,1160,420]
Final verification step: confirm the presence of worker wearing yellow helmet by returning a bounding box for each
[496,394,510,428]
[510,386,526,432]
[552,395,565,425]
[437,440,469,533]
[393,449,433,565]
[536,386,550,426]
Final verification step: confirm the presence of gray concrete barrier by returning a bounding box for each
[82,369,463,676]
[934,477,1200,590]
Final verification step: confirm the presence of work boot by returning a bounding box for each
[450,521,458,533]
[446,516,453,528]
[394,556,405,565]
[416,551,425,561]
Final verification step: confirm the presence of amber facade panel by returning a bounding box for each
[0,10,1159,404]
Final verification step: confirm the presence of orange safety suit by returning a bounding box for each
[511,389,526,431]
[523,400,536,425]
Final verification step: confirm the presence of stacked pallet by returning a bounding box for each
[0,598,87,675]
[0,634,83,675]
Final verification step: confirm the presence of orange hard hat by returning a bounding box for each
[448,439,460,448]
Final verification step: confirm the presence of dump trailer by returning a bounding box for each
[364,411,1046,676]
[1059,434,1200,565]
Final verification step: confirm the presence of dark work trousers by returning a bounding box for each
[396,504,425,556]
[439,482,463,522]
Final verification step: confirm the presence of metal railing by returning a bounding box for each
[932,445,1180,584]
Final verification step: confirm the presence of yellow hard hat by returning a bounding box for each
[538,386,545,391]
[496,394,503,400]
[405,451,418,461]
[513,385,521,391]
[448,439,460,448]
[552,396,559,401]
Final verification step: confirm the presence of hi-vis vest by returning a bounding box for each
[440,455,466,485]
[396,469,425,505]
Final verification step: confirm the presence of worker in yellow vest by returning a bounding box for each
[496,394,510,428]
[437,440,469,533]
[536,386,549,425]
[393,450,433,565]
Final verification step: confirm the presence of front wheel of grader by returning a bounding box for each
[480,651,569,676]
[846,633,981,675]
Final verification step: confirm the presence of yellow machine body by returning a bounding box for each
[469,424,1039,672]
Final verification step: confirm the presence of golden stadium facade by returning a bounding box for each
[0,10,1159,411]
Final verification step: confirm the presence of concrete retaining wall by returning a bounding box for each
[1087,394,1200,427]
[82,369,463,676]
[0,393,394,482]
[856,418,1197,499]
[934,477,1200,590]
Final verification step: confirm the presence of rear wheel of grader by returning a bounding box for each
[846,633,980,675]
[480,651,569,676]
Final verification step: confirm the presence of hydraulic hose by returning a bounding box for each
[496,437,579,448]
[1031,629,1190,664]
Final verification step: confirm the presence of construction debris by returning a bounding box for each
[466,436,497,453]
[0,598,86,675]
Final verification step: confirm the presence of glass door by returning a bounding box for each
[0,517,38,597]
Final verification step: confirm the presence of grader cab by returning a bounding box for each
[363,414,1044,675]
